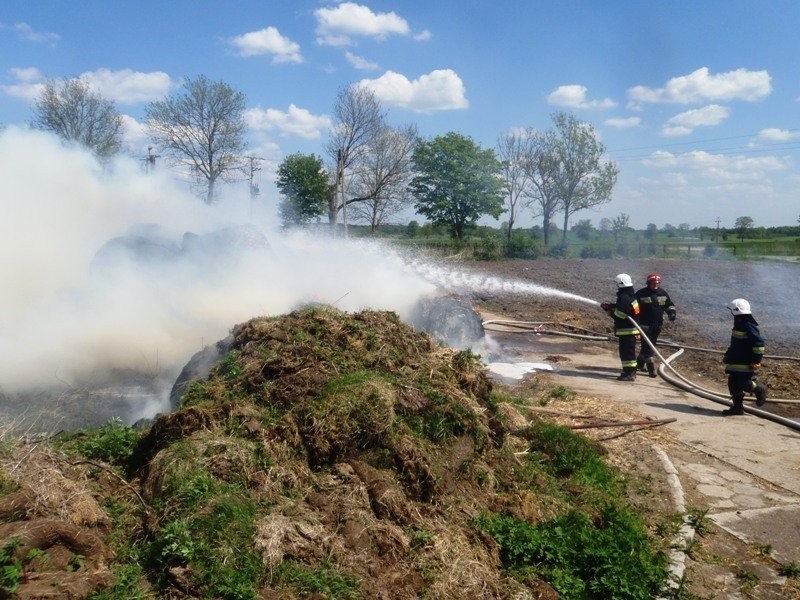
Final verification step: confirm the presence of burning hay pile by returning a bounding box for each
[0,305,669,598]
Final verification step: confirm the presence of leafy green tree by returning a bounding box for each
[571,219,594,240]
[146,75,246,204]
[31,77,125,160]
[611,213,631,242]
[276,153,328,227]
[644,223,658,240]
[409,132,505,240]
[734,216,754,241]
[548,112,618,243]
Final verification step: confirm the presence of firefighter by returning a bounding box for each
[601,273,641,381]
[722,298,767,416]
[635,272,677,377]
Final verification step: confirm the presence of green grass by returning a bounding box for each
[476,420,668,598]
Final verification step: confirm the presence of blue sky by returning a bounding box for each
[2,0,800,229]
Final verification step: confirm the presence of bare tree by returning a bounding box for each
[496,129,536,241]
[325,85,385,229]
[30,78,125,159]
[523,129,561,247]
[347,123,418,233]
[549,112,618,243]
[146,75,246,204]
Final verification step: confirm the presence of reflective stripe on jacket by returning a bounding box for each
[723,316,765,374]
[634,287,676,326]
[609,288,640,337]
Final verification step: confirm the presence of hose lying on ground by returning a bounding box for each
[481,317,800,413]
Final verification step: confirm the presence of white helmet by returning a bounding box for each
[727,298,751,315]
[614,273,633,288]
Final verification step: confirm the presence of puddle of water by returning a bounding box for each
[486,361,553,380]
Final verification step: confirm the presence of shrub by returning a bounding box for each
[506,230,542,259]
[60,418,140,466]
[547,243,569,258]
[474,235,503,261]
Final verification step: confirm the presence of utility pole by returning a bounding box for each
[715,217,721,242]
[143,146,160,174]
[244,156,263,219]
[337,149,348,238]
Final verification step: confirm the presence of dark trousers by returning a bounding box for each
[639,324,661,359]
[618,335,638,369]
[727,372,755,399]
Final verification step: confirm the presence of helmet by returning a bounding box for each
[646,272,661,285]
[727,298,751,315]
[614,273,633,288]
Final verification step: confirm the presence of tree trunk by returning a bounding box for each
[543,216,550,247]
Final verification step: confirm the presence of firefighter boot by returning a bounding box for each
[636,354,645,372]
[722,394,745,416]
[754,383,767,407]
[617,367,636,382]
[646,358,657,378]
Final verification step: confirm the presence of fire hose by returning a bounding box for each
[480,316,800,432]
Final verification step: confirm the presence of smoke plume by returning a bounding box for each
[0,127,436,424]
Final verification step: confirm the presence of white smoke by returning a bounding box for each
[0,127,437,417]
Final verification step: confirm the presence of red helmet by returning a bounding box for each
[646,272,661,285]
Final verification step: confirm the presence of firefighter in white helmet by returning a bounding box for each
[721,298,767,415]
[600,274,641,381]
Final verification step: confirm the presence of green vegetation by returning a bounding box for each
[1,539,47,595]
[476,421,667,598]
[57,417,140,466]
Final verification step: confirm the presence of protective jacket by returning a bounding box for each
[604,287,640,336]
[723,315,765,374]
[635,287,676,327]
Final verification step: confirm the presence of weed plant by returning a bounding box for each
[477,420,668,599]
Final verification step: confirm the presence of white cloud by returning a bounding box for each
[757,128,800,142]
[661,104,730,136]
[1,67,45,101]
[120,115,150,153]
[6,22,60,45]
[414,30,432,41]
[1,67,172,105]
[229,27,303,63]
[603,116,641,129]
[345,51,379,71]
[357,69,468,113]
[244,104,332,139]
[627,67,771,107]
[642,149,789,181]
[315,2,410,46]
[80,68,173,104]
[547,85,616,110]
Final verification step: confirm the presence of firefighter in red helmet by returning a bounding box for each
[634,272,676,377]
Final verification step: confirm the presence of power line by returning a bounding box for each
[608,128,800,162]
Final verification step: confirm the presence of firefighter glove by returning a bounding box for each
[600,303,611,311]
[750,363,761,370]
[668,313,676,322]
